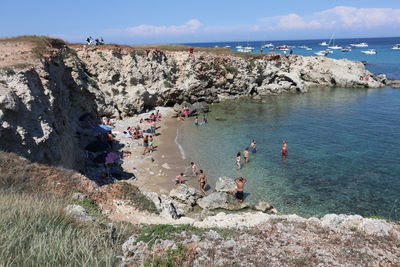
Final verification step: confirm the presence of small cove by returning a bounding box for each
[177,87,400,220]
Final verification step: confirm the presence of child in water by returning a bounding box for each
[194,116,199,126]
[250,140,257,153]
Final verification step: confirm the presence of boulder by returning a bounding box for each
[254,201,272,212]
[64,204,95,222]
[169,184,203,206]
[191,101,209,113]
[197,192,249,210]
[215,177,236,192]
[197,192,228,210]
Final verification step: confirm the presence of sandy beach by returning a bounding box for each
[113,107,200,194]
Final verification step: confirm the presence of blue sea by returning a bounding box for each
[186,37,400,80]
[178,37,400,220]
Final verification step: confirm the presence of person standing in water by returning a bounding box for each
[236,152,241,169]
[250,140,257,153]
[234,177,247,203]
[203,115,208,124]
[198,169,207,195]
[194,116,199,126]
[190,162,198,176]
[243,147,249,163]
[281,140,288,158]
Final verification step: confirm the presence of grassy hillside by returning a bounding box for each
[0,152,131,266]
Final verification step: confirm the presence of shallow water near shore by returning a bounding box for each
[178,87,400,220]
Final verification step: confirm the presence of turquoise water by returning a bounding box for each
[178,88,400,219]
[186,37,400,79]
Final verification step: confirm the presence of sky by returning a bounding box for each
[1,0,400,44]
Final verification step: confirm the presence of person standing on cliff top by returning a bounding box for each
[198,170,207,195]
[234,177,247,203]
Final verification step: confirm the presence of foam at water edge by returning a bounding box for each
[175,128,186,159]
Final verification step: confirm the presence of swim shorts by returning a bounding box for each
[235,191,244,200]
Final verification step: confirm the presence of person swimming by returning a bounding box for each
[236,152,241,169]
[281,140,288,157]
[250,140,257,153]
[194,116,199,126]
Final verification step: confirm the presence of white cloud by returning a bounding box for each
[124,19,202,36]
[259,6,400,31]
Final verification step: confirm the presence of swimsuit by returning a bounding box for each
[281,149,288,155]
[235,191,244,200]
[250,148,256,153]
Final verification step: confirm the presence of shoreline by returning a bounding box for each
[114,108,200,195]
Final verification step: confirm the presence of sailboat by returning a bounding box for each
[327,33,342,50]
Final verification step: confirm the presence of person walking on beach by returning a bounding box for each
[281,140,288,158]
[191,162,198,176]
[250,140,257,153]
[236,152,241,169]
[243,147,249,163]
[198,170,207,195]
[149,135,154,152]
[142,135,149,155]
[234,177,247,203]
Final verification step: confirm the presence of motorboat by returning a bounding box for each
[341,47,352,52]
[319,41,328,46]
[235,45,243,49]
[350,42,368,48]
[261,43,274,48]
[305,47,313,51]
[225,46,231,48]
[237,47,253,53]
[315,50,328,56]
[391,44,400,50]
[325,49,333,54]
[361,49,377,55]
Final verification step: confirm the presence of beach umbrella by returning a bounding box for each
[105,152,120,164]
[85,141,109,152]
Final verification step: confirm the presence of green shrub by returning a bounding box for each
[163,81,173,88]
[145,243,188,266]
[87,77,98,88]
[1,67,15,76]
[130,77,139,86]
[0,193,128,266]
[135,50,145,56]
[73,197,100,216]
[136,224,204,248]
[224,64,238,75]
[119,182,158,214]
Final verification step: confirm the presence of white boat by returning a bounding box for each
[391,44,400,50]
[325,49,333,54]
[235,45,243,49]
[261,43,274,48]
[315,51,328,56]
[361,49,377,55]
[225,46,231,48]
[341,47,352,52]
[237,47,253,53]
[319,41,328,46]
[350,42,368,48]
[305,47,313,51]
[328,45,342,50]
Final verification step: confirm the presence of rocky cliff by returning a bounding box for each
[0,40,384,168]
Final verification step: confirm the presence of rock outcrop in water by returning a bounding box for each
[0,40,384,169]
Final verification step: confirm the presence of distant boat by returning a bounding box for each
[261,43,274,49]
[328,45,342,50]
[225,45,231,48]
[391,44,400,50]
[305,47,313,51]
[235,45,243,49]
[315,51,328,56]
[350,42,368,48]
[319,41,328,46]
[325,49,333,54]
[341,47,352,52]
[361,49,377,55]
